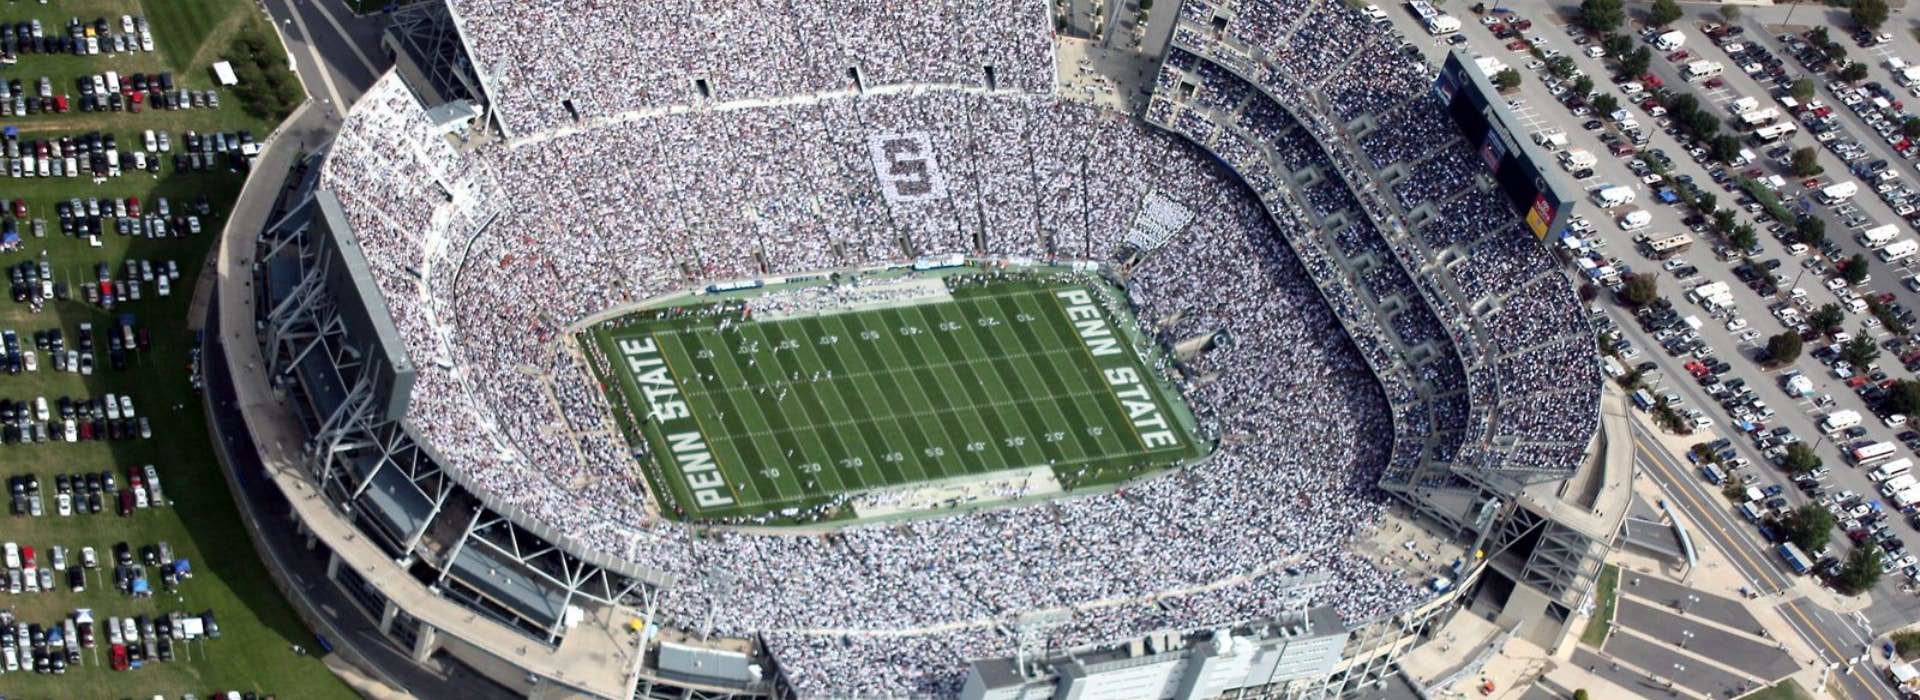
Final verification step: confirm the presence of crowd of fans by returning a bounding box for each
[1157,0,1599,477]
[448,0,1054,136]
[289,0,1603,692]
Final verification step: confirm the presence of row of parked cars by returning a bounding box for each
[0,129,246,184]
[0,607,222,675]
[0,14,155,61]
[8,465,164,517]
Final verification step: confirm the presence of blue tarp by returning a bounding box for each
[172,559,190,577]
[1657,189,1681,203]
[131,578,149,595]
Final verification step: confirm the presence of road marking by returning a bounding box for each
[273,0,346,111]
[1632,426,1786,593]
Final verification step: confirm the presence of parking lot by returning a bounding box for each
[1385,1,1920,635]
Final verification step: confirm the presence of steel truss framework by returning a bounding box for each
[384,0,484,107]
[256,207,656,649]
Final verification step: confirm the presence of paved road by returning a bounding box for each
[262,0,388,113]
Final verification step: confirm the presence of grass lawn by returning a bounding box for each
[1739,679,1813,700]
[582,269,1208,525]
[0,0,353,696]
[1580,563,1620,647]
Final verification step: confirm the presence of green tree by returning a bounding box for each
[1720,5,1740,22]
[1791,147,1824,176]
[1603,33,1634,58]
[1767,331,1804,364]
[1894,631,1920,658]
[1811,27,1833,49]
[1688,111,1721,138]
[1581,0,1626,33]
[223,28,303,121]
[1905,118,1920,140]
[1548,55,1577,79]
[1791,77,1817,101]
[1649,0,1683,27]
[1591,92,1620,115]
[1574,75,1596,97]
[1712,135,1743,163]
[1843,62,1872,83]
[1622,273,1659,306]
[1796,215,1827,245]
[1494,68,1522,91]
[1694,192,1718,216]
[1888,380,1920,415]
[1844,334,1881,368]
[1620,47,1652,77]
[1667,93,1701,119]
[1839,545,1882,593]
[1713,208,1738,232]
[1843,253,1871,285]
[1787,503,1836,553]
[1784,441,1821,473]
[1854,0,1891,30]
[1731,222,1759,252]
[1811,303,1846,333]
[1828,42,1850,61]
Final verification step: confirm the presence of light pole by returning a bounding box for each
[1680,630,1695,648]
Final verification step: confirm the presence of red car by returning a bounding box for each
[1705,78,1726,88]
[19,546,32,570]
[1640,74,1665,88]
[1668,50,1691,62]
[1506,39,1529,51]
[11,199,25,219]
[110,644,128,671]
[125,197,139,217]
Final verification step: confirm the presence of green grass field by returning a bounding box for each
[0,0,353,697]
[584,271,1207,524]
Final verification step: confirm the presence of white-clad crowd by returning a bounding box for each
[1156,0,1599,478]
[447,0,1054,136]
[289,0,1600,693]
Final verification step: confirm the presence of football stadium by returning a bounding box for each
[211,0,1633,697]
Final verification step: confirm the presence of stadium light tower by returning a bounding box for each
[1013,609,1070,677]
[700,566,733,641]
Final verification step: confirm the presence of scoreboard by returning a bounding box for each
[1432,51,1575,240]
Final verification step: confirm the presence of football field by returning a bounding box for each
[582,273,1206,524]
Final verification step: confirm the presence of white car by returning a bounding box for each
[33,396,46,421]
[1726,317,1748,331]
[1664,258,1690,271]
[3,542,18,569]
[142,130,156,152]
[56,493,70,517]
[120,14,134,34]
[119,395,133,418]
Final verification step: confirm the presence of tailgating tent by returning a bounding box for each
[212,61,238,86]
[130,578,150,596]
[173,559,192,579]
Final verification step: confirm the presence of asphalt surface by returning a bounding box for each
[263,0,387,113]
